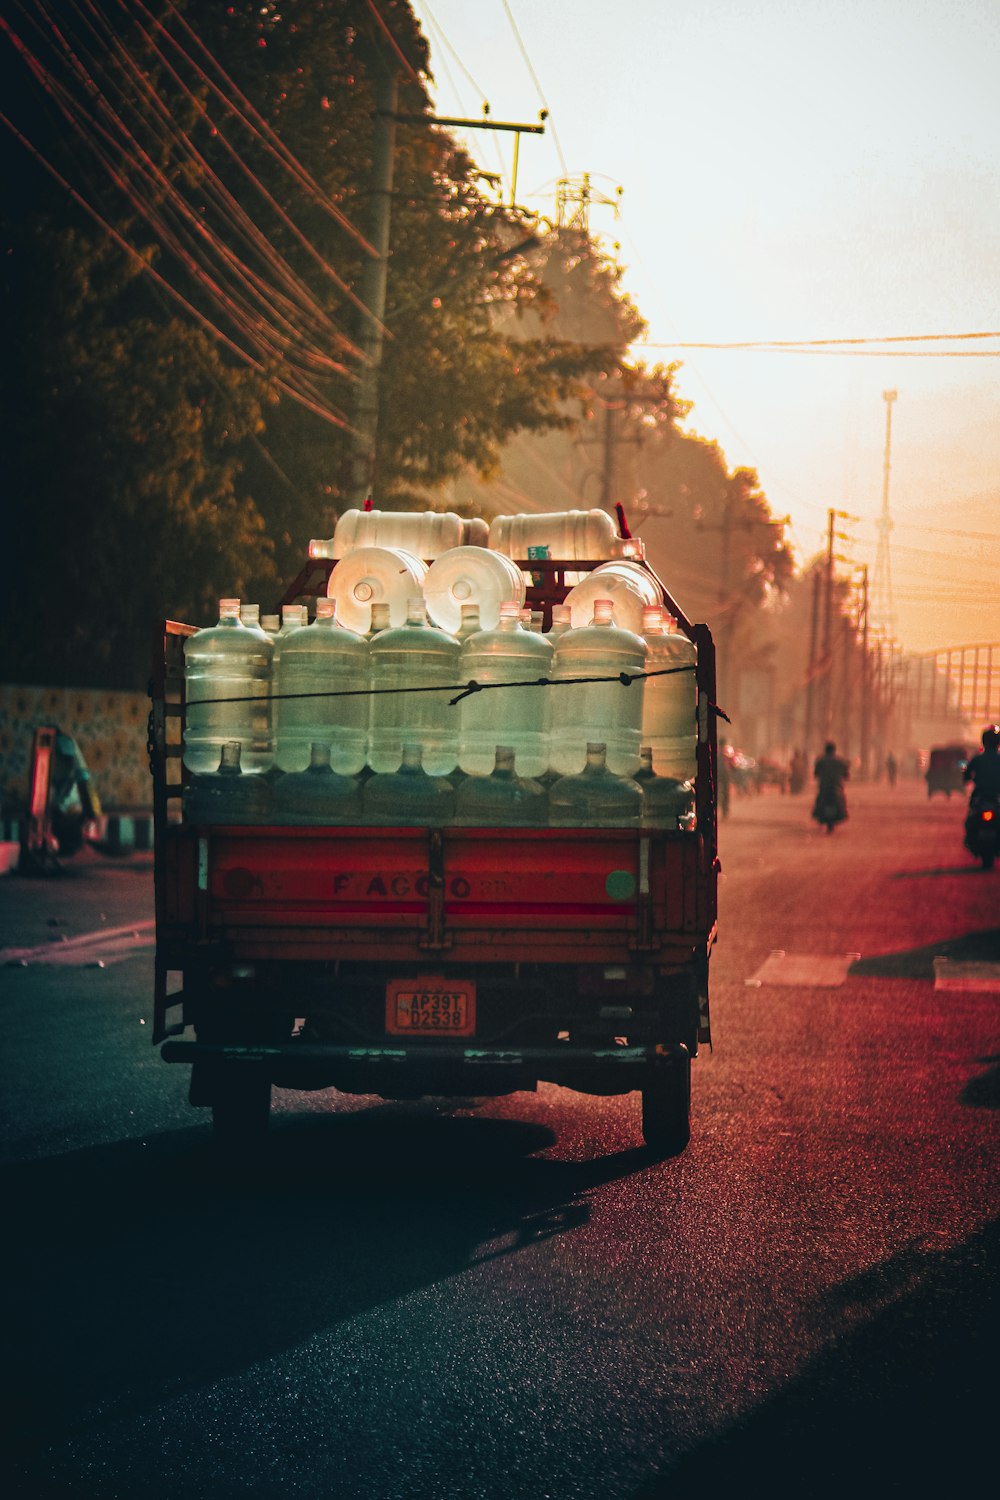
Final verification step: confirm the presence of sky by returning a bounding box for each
[409,0,1000,658]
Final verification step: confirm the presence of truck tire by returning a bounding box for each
[641,1052,691,1157]
[210,1064,272,1157]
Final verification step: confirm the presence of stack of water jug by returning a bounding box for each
[183,509,698,830]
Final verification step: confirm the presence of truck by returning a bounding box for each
[148,530,720,1158]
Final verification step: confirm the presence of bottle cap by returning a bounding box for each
[592,599,615,625]
[315,598,336,620]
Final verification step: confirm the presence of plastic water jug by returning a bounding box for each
[368,601,392,637]
[458,601,553,777]
[634,746,694,829]
[312,508,467,560]
[489,509,640,562]
[240,604,267,633]
[640,607,698,780]
[549,743,643,827]
[184,740,272,823]
[362,744,456,826]
[271,742,363,825]
[563,560,662,634]
[261,614,281,635]
[454,746,547,826]
[274,598,369,774]
[327,545,428,633]
[275,604,308,647]
[184,600,274,774]
[548,599,646,776]
[423,546,525,633]
[455,603,482,641]
[546,604,571,640]
[368,599,461,774]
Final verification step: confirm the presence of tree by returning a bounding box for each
[2,0,623,683]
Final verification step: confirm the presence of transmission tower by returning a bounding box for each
[554,174,623,233]
[871,389,897,643]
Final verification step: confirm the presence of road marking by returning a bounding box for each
[933,958,1000,993]
[746,950,861,988]
[1,920,155,968]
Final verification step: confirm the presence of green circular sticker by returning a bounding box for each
[605,869,636,901]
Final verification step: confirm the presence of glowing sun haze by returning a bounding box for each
[411,0,1000,656]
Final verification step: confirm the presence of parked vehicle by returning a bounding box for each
[925,745,968,798]
[148,528,720,1159]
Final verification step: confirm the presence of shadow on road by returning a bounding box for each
[635,1215,1000,1498]
[848,926,1000,980]
[891,863,988,878]
[0,1106,659,1469]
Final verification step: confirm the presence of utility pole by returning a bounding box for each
[600,400,616,511]
[352,104,546,503]
[858,566,872,778]
[871,389,898,642]
[351,64,399,504]
[821,508,836,738]
[804,562,821,753]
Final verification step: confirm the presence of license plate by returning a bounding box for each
[385,978,476,1037]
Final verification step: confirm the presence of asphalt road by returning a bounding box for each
[0,778,997,1499]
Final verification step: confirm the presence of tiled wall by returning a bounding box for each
[0,685,152,811]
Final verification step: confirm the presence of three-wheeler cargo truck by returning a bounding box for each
[149,549,719,1157]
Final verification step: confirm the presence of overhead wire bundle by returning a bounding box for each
[0,0,397,430]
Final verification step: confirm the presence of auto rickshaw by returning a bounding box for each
[925,744,968,798]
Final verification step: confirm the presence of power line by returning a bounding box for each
[151,0,379,257]
[364,0,423,86]
[0,103,353,431]
[637,329,1000,352]
[1,5,361,427]
[501,0,568,177]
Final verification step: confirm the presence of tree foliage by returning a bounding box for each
[2,0,624,684]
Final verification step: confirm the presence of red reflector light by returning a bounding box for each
[982,810,995,821]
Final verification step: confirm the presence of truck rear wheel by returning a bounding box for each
[209,1064,272,1157]
[641,1052,691,1157]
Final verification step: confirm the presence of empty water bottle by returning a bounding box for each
[274,598,369,774]
[549,742,643,827]
[271,742,363,825]
[454,746,547,826]
[546,604,572,641]
[368,601,392,637]
[549,599,646,776]
[327,545,428,633]
[423,546,525,633]
[490,509,637,562]
[362,744,456,826]
[563,561,662,634]
[184,740,272,823]
[635,746,694,829]
[313,508,467,560]
[458,601,553,777]
[455,602,482,641]
[368,599,461,774]
[184,599,273,774]
[641,608,697,780]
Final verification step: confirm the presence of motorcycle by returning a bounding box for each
[812,785,848,834]
[964,795,1000,870]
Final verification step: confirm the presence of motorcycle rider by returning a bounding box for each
[812,740,850,830]
[963,725,1000,806]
